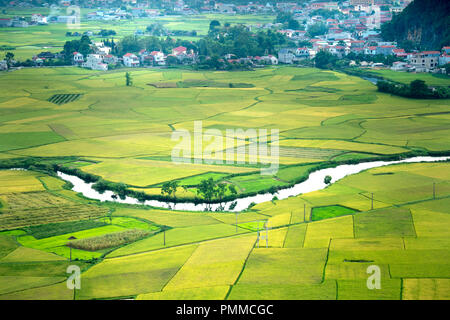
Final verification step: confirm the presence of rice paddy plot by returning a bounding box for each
[0,204,108,231]
[78,245,197,299]
[337,279,401,300]
[236,248,328,285]
[283,224,307,248]
[311,205,357,221]
[228,281,337,300]
[163,235,256,290]
[0,170,45,194]
[0,275,66,296]
[402,279,450,300]
[303,215,354,248]
[353,207,416,238]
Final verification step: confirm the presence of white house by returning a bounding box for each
[94,42,111,55]
[151,51,165,65]
[72,52,84,65]
[31,14,47,24]
[82,54,108,71]
[391,61,409,71]
[123,53,140,67]
[172,46,187,56]
[0,60,7,71]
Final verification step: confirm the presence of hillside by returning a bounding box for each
[381,0,450,50]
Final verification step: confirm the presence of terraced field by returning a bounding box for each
[0,65,448,300]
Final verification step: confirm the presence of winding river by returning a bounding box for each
[57,156,449,212]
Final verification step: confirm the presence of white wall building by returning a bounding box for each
[82,54,108,71]
[123,53,140,67]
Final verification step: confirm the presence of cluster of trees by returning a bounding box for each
[377,79,450,99]
[113,35,195,56]
[62,35,92,63]
[146,23,168,36]
[274,12,302,30]
[307,22,328,38]
[98,29,117,37]
[160,178,238,206]
[199,23,288,58]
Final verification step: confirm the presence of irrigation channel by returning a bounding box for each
[54,156,450,212]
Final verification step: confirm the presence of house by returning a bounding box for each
[410,51,441,71]
[439,53,450,66]
[82,54,108,71]
[0,60,7,70]
[364,46,377,55]
[11,20,28,28]
[32,56,44,66]
[31,14,47,24]
[393,49,407,58]
[123,53,140,67]
[172,46,187,56]
[391,61,409,72]
[150,51,165,65]
[0,18,12,27]
[93,42,111,55]
[330,46,347,58]
[72,52,84,65]
[37,52,56,60]
[261,55,278,65]
[278,48,296,64]
[103,54,118,65]
[295,47,310,59]
[442,46,450,55]
[376,45,396,56]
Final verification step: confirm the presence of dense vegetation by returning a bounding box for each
[381,0,450,50]
[377,79,450,99]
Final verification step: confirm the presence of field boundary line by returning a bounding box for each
[321,238,332,284]
[0,279,66,298]
[224,236,257,300]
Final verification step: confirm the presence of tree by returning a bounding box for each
[197,178,216,204]
[307,22,328,38]
[5,52,14,67]
[125,72,133,86]
[324,175,332,184]
[161,181,179,200]
[410,79,429,98]
[209,20,221,32]
[314,50,336,69]
[287,19,300,30]
[166,55,178,66]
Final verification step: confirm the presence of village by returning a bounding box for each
[0,0,449,74]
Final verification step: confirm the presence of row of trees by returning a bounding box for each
[376,79,450,99]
